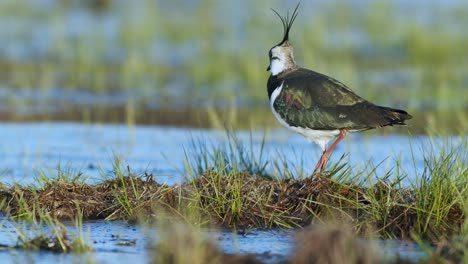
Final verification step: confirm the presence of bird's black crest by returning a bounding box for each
[271,3,300,45]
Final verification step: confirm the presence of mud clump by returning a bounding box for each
[3,175,175,221]
[0,172,464,241]
[16,230,91,253]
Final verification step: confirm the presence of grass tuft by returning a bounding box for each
[184,130,270,179]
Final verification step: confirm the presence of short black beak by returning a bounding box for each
[266,65,270,71]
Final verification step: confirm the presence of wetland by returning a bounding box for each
[0,0,467,263]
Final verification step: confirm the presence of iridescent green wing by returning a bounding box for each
[273,68,381,130]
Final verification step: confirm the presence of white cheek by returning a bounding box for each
[270,60,285,76]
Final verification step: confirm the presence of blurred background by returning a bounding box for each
[0,0,466,133]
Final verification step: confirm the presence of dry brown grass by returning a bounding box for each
[2,175,174,220]
[0,172,464,242]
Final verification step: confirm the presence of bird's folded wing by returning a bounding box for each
[273,70,390,130]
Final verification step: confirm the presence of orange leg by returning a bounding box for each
[314,129,348,173]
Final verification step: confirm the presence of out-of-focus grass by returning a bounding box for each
[0,0,466,132]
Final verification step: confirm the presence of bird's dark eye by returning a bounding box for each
[272,56,280,60]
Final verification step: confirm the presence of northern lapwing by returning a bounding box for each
[267,4,412,174]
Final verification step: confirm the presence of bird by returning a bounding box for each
[266,4,412,174]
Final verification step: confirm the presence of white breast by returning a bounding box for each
[269,82,340,151]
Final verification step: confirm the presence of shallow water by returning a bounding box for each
[0,217,427,264]
[0,122,461,263]
[0,122,461,186]
[0,216,295,263]
[0,218,150,264]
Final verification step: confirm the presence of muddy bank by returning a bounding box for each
[0,172,464,240]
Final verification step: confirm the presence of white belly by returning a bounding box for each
[269,83,340,151]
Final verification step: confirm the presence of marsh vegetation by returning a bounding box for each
[0,132,466,263]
